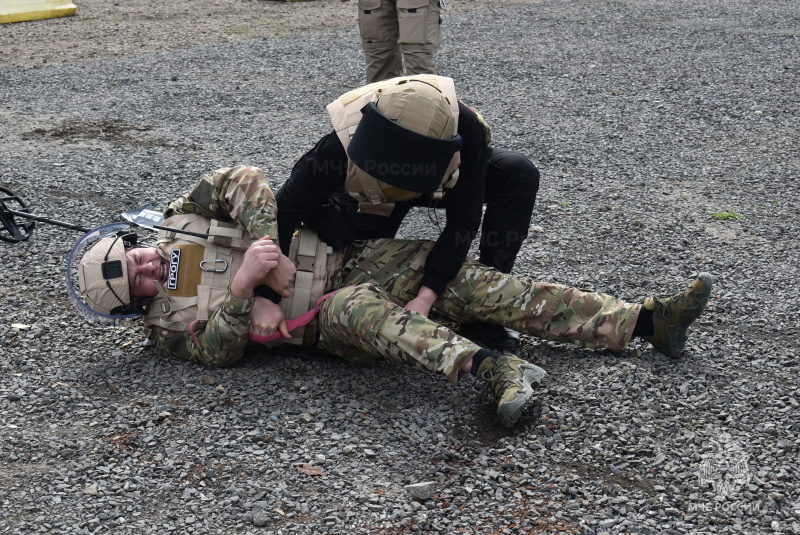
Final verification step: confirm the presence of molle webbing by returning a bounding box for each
[143,215,332,349]
[145,214,252,335]
[277,227,332,346]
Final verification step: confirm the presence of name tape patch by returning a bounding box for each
[167,248,181,290]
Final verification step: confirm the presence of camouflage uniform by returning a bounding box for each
[148,165,278,367]
[318,240,639,384]
[150,166,639,383]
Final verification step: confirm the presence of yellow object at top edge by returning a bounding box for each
[0,0,78,24]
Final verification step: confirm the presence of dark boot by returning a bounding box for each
[642,273,714,358]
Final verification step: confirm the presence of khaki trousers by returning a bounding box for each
[357,0,443,83]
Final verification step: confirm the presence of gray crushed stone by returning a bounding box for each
[1,0,799,533]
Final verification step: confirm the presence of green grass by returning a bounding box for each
[711,211,745,221]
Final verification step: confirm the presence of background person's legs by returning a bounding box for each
[359,0,403,82]
[397,0,442,75]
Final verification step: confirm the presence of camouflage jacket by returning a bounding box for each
[147,166,279,367]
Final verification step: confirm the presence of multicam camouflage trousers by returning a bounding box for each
[316,239,641,385]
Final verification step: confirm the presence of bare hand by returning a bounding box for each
[403,286,438,317]
[264,250,297,298]
[249,297,291,340]
[230,236,280,298]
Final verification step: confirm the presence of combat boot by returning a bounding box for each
[642,272,713,358]
[477,354,546,428]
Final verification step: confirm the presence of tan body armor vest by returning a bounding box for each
[143,213,331,347]
[326,75,462,216]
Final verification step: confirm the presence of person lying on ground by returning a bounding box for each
[76,166,713,427]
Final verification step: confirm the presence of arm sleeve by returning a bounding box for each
[419,103,488,294]
[151,165,281,365]
[164,165,279,243]
[149,292,255,367]
[275,132,355,254]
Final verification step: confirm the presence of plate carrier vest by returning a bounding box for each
[326,75,462,217]
[143,213,332,347]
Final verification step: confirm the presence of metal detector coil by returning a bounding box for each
[0,187,37,242]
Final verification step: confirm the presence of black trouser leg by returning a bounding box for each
[479,147,540,273]
[472,148,540,351]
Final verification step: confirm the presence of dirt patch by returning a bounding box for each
[1,0,536,69]
[21,119,149,141]
[20,118,201,149]
[450,399,545,447]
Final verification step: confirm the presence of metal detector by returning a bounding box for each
[1,186,90,242]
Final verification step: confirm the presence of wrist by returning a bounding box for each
[224,290,255,316]
[416,286,438,305]
[229,280,255,300]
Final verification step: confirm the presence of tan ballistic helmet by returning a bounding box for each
[377,80,457,141]
[348,79,462,197]
[77,236,132,315]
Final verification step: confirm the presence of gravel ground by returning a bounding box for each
[1,0,799,534]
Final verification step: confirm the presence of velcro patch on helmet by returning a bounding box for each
[166,245,205,297]
[101,260,125,280]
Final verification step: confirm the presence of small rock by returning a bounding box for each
[404,482,435,501]
[252,510,271,527]
[299,413,315,423]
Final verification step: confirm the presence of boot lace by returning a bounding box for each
[651,296,673,320]
[653,285,696,321]
[478,368,495,403]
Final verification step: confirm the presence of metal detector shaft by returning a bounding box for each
[1,186,211,243]
[2,207,90,233]
[0,211,208,240]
